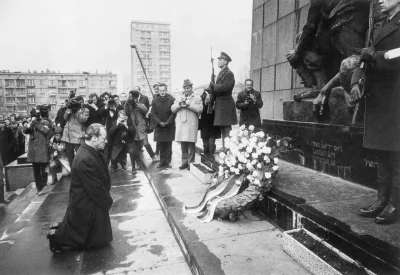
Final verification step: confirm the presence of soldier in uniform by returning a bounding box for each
[210,52,238,151]
[350,0,400,224]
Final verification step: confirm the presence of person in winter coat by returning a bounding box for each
[209,52,238,152]
[46,123,113,253]
[151,83,176,168]
[124,90,148,174]
[86,93,106,126]
[0,119,14,165]
[350,0,400,225]
[236,79,263,127]
[23,105,53,193]
[199,88,221,157]
[171,79,203,170]
[108,110,130,173]
[61,96,90,167]
[49,126,70,185]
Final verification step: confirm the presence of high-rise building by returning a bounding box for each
[0,70,117,117]
[130,20,171,99]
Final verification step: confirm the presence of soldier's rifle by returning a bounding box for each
[352,0,375,125]
[207,47,216,114]
[130,44,154,97]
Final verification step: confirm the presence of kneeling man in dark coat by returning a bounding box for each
[47,123,113,253]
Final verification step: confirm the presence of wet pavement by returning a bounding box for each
[0,157,191,274]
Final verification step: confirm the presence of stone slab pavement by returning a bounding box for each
[142,139,310,275]
[0,158,191,274]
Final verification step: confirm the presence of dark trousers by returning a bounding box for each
[181,142,195,165]
[143,135,155,159]
[159,141,172,165]
[32,162,47,190]
[127,140,144,169]
[111,144,127,168]
[65,142,81,167]
[155,142,159,154]
[377,151,400,188]
[202,138,216,157]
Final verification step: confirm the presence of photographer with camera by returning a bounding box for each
[124,90,148,174]
[61,95,90,167]
[23,105,53,193]
[85,93,105,126]
[236,79,263,128]
[108,110,130,172]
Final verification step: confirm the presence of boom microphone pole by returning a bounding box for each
[130,44,154,97]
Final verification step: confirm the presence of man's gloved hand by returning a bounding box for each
[350,84,362,104]
[361,46,376,63]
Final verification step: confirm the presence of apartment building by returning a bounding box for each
[130,20,171,99]
[0,70,117,117]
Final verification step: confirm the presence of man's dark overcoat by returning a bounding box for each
[23,119,52,163]
[53,143,113,248]
[0,126,14,165]
[236,89,263,126]
[352,12,400,151]
[151,94,176,142]
[213,67,238,126]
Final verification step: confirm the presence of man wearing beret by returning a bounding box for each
[350,0,400,224]
[210,52,238,152]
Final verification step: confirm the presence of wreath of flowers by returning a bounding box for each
[214,124,280,191]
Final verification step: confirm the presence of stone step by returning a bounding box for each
[198,153,400,275]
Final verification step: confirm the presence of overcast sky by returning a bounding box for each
[0,0,252,92]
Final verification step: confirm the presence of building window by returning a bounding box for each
[79,80,86,87]
[16,79,25,87]
[58,80,67,87]
[16,97,26,103]
[26,79,35,87]
[5,89,14,96]
[16,89,26,96]
[28,97,35,104]
[6,97,15,103]
[48,80,56,87]
[5,80,14,87]
[38,79,44,86]
[49,96,56,104]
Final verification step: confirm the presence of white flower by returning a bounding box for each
[251,160,257,166]
[229,131,235,137]
[240,125,246,131]
[224,137,231,144]
[230,167,236,173]
[230,157,237,165]
[219,152,226,159]
[264,156,270,163]
[273,157,279,164]
[246,163,253,170]
[218,171,224,177]
[265,172,272,179]
[252,152,258,159]
[226,161,232,167]
[254,179,261,186]
[258,142,264,148]
[272,166,279,171]
[257,163,262,169]
[225,174,229,179]
[243,130,249,136]
[249,125,255,131]
[247,175,254,181]
[235,168,240,175]
[238,130,244,137]
[245,152,250,158]
[277,140,281,146]
[225,170,229,174]
[213,177,218,184]
[219,165,224,172]
[250,137,258,144]
[263,147,272,154]
[252,170,259,177]
[246,146,253,153]
[257,131,265,138]
[235,179,241,185]
[241,138,249,146]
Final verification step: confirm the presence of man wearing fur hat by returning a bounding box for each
[209,52,238,152]
[171,79,203,170]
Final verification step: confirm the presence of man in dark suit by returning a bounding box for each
[236,79,263,127]
[350,0,400,224]
[46,123,113,253]
[210,52,237,151]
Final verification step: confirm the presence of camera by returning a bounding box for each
[245,91,253,103]
[88,99,93,104]
[30,108,41,118]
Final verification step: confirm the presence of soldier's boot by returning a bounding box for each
[375,186,400,224]
[359,181,390,217]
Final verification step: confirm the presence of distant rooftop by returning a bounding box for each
[131,20,169,25]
